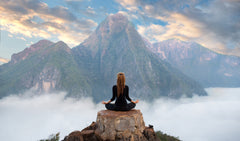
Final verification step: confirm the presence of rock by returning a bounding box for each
[81,122,100,141]
[62,131,83,141]
[63,110,159,141]
[95,110,146,141]
[143,127,160,141]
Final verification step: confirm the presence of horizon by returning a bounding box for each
[1,0,240,59]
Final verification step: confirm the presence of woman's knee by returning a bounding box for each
[127,102,136,110]
[105,103,115,110]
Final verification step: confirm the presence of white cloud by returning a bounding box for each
[0,57,10,63]
[137,13,204,43]
[137,24,166,42]
[0,0,97,47]
[116,0,240,56]
[117,11,139,20]
[116,0,139,12]
[0,88,240,141]
[139,88,240,141]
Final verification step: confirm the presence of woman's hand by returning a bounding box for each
[102,101,107,104]
[102,100,111,104]
[131,99,139,104]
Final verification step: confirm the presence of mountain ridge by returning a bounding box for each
[147,39,240,87]
[0,13,207,101]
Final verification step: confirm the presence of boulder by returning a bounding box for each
[95,110,145,141]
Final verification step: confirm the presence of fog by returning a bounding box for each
[0,88,240,141]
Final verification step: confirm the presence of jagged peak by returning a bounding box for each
[106,13,128,22]
[51,41,71,53]
[29,39,54,50]
[75,13,146,58]
[10,40,71,64]
[96,13,131,35]
[54,41,68,47]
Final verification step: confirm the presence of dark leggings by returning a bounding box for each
[105,103,136,111]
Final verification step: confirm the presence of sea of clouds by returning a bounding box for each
[0,88,240,141]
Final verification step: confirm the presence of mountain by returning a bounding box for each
[148,39,240,87]
[0,40,90,98]
[0,14,207,101]
[72,13,207,101]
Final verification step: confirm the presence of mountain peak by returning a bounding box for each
[10,40,71,64]
[98,13,130,35]
[78,13,134,57]
[32,40,54,48]
[10,40,54,64]
[50,41,71,53]
[107,13,128,22]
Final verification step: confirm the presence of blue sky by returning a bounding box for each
[0,0,240,60]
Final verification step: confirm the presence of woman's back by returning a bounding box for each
[112,85,131,107]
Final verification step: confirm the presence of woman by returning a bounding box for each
[102,72,139,111]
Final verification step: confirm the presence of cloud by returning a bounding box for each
[116,0,139,12]
[137,13,204,42]
[139,88,240,141]
[0,57,10,64]
[0,88,240,141]
[0,91,102,141]
[116,0,240,56]
[0,0,98,47]
[117,11,139,20]
[65,0,98,18]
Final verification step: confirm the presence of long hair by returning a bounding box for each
[117,72,125,97]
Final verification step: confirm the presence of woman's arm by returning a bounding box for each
[126,86,139,104]
[125,86,132,101]
[102,86,116,104]
[102,100,112,104]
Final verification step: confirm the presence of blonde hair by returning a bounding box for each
[117,72,125,97]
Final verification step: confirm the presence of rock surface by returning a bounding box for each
[95,110,146,141]
[63,109,159,141]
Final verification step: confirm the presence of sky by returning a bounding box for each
[0,0,240,60]
[0,87,240,141]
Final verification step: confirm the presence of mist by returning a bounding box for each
[0,88,240,141]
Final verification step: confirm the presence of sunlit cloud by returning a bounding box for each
[0,57,10,63]
[0,0,97,47]
[116,0,138,12]
[116,0,240,56]
[117,11,139,20]
[137,13,204,42]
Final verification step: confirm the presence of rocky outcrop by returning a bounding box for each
[95,110,146,141]
[63,110,159,141]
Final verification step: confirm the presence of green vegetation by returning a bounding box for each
[39,132,60,141]
[156,131,181,141]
